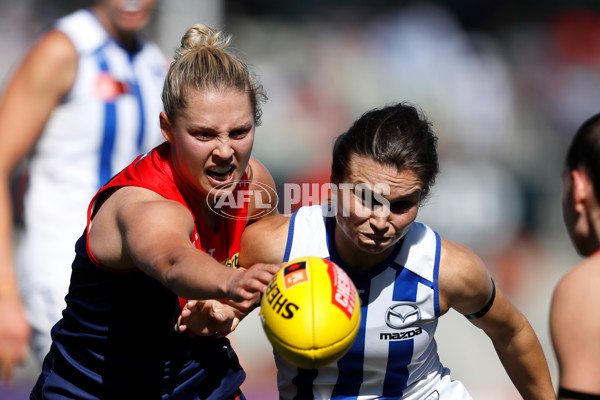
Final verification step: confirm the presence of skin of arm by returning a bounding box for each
[0,30,76,382]
[176,164,285,336]
[238,213,289,267]
[89,184,280,314]
[551,254,600,396]
[438,238,555,399]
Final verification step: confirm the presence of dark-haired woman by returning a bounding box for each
[235,102,554,399]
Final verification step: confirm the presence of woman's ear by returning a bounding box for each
[571,169,592,212]
[160,112,174,143]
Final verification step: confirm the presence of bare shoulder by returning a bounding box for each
[248,157,271,180]
[22,30,76,83]
[247,157,278,218]
[551,254,600,330]
[247,157,275,190]
[90,186,194,269]
[553,254,600,299]
[2,30,77,116]
[551,254,600,388]
[239,214,291,267]
[438,238,492,315]
[439,239,488,291]
[103,186,195,235]
[33,30,76,60]
[0,30,77,173]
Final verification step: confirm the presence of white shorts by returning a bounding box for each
[17,226,76,363]
[402,367,474,400]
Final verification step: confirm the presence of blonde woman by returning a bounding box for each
[30,24,279,400]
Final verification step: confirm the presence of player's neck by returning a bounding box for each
[92,6,140,53]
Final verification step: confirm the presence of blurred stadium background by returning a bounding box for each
[2,0,598,398]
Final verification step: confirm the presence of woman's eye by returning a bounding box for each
[390,201,413,212]
[353,190,370,205]
[192,131,214,140]
[230,128,250,138]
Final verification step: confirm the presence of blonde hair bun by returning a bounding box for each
[175,24,231,60]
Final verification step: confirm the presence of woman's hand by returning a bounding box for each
[175,299,242,338]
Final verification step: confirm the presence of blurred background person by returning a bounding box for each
[551,113,600,399]
[0,0,167,382]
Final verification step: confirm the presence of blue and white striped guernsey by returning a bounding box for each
[278,205,474,400]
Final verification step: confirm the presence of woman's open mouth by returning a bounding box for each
[207,165,235,184]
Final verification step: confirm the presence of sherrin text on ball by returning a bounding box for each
[260,256,361,369]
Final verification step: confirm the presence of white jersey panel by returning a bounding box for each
[277,205,473,400]
[284,204,331,260]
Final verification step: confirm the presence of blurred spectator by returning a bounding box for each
[551,112,600,399]
[0,0,166,381]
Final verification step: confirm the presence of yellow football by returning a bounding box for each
[260,256,361,369]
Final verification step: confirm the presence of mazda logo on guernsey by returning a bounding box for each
[385,303,421,329]
[207,180,278,220]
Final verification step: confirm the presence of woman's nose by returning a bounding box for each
[213,137,234,159]
[369,213,388,232]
